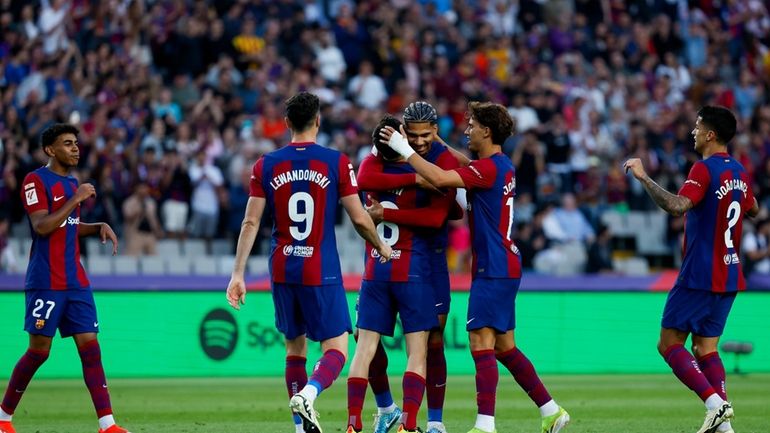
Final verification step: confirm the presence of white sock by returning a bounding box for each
[378,403,397,415]
[98,415,115,430]
[295,423,305,433]
[474,414,495,432]
[717,420,733,432]
[427,421,445,428]
[0,408,11,421]
[299,384,319,404]
[539,399,559,417]
[705,393,724,410]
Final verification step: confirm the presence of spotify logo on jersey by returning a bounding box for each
[200,308,239,361]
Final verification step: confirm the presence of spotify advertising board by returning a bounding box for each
[0,291,768,378]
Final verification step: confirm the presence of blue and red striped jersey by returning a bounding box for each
[455,153,522,279]
[677,153,755,292]
[250,142,358,286]
[424,143,460,256]
[359,160,432,282]
[22,167,90,290]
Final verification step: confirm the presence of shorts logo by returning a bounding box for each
[199,308,239,361]
[35,319,45,329]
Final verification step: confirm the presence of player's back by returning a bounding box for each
[256,143,356,286]
[361,160,432,283]
[22,166,90,290]
[680,153,754,292]
[466,153,522,279]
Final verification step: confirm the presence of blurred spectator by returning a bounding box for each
[188,149,224,241]
[347,60,388,110]
[122,181,163,256]
[743,219,770,276]
[542,193,595,243]
[0,212,19,273]
[159,149,191,239]
[586,224,614,274]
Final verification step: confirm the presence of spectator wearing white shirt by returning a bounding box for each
[314,31,347,84]
[38,0,70,56]
[188,149,224,240]
[347,60,388,110]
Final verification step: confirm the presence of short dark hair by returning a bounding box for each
[372,115,403,161]
[284,92,320,133]
[697,105,737,145]
[467,101,513,145]
[41,123,80,149]
[403,101,437,124]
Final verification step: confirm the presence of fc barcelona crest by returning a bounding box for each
[35,319,45,329]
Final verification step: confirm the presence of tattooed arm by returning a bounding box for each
[624,158,694,216]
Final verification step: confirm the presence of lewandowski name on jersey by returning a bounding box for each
[270,169,331,190]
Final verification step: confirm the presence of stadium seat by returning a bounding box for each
[166,256,192,274]
[20,238,33,257]
[183,239,207,256]
[12,254,30,275]
[85,238,106,257]
[87,256,113,275]
[113,256,140,275]
[211,239,233,256]
[11,223,30,238]
[157,239,182,257]
[7,237,21,257]
[217,255,236,276]
[192,256,218,275]
[247,256,269,275]
[139,256,166,275]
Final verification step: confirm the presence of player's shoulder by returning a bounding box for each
[23,166,48,184]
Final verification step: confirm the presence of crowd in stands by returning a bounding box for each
[1,0,770,276]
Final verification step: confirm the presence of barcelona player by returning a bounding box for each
[226,92,391,433]
[381,102,570,433]
[356,103,460,433]
[625,106,759,433]
[0,124,127,433]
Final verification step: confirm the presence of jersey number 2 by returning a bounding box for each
[724,201,740,249]
[289,192,314,241]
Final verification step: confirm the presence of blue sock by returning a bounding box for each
[374,391,394,408]
[428,408,443,422]
[308,379,323,396]
[293,413,302,425]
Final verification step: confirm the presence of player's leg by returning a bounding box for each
[65,291,130,433]
[285,335,309,433]
[693,335,733,433]
[426,317,448,433]
[0,334,52,433]
[659,285,733,432]
[290,284,351,433]
[495,332,569,433]
[468,327,498,433]
[347,329,383,432]
[1,289,63,432]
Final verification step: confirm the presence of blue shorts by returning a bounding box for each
[467,278,520,333]
[357,280,438,336]
[430,253,451,316]
[271,282,352,342]
[24,289,99,338]
[661,285,737,337]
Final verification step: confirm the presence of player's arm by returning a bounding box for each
[624,158,694,217]
[341,194,392,261]
[227,196,266,310]
[747,196,760,218]
[27,183,96,236]
[368,194,452,229]
[435,133,472,166]
[357,154,417,191]
[79,222,119,255]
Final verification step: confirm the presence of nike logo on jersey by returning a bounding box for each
[54,195,64,202]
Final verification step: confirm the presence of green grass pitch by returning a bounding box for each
[9,374,770,432]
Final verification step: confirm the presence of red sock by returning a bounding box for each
[472,350,498,416]
[347,377,368,430]
[78,340,112,417]
[663,344,716,401]
[401,372,426,430]
[698,352,727,400]
[285,356,307,397]
[308,349,345,392]
[1,348,49,415]
[368,342,390,395]
[496,347,552,406]
[426,343,447,414]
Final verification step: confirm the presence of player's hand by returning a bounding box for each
[375,243,393,263]
[623,158,647,180]
[416,174,441,193]
[100,223,119,255]
[379,125,415,159]
[365,196,384,224]
[226,276,247,310]
[75,183,96,203]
